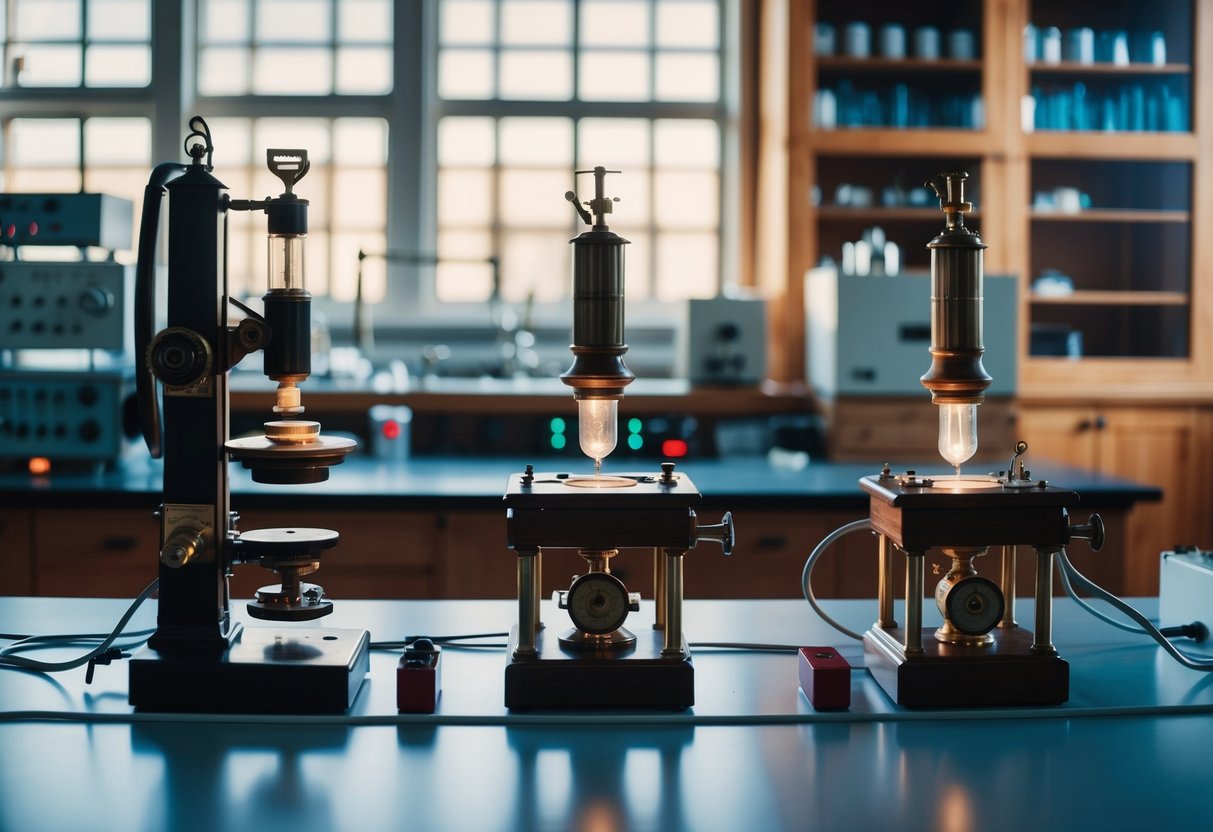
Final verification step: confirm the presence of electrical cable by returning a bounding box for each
[1057,548,1213,671]
[370,632,509,650]
[0,579,159,674]
[801,518,872,641]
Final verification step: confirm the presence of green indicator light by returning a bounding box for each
[628,418,643,434]
[550,417,566,434]
[627,434,643,451]
[551,434,567,450]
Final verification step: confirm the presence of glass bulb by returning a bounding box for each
[938,403,978,469]
[578,398,618,467]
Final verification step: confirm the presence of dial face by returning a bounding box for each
[943,576,1005,635]
[565,572,631,635]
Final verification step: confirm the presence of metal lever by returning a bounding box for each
[1068,514,1105,552]
[694,511,735,556]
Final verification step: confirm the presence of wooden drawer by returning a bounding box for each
[34,508,160,597]
[0,509,33,595]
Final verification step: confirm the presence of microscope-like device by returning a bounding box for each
[503,167,734,710]
[127,117,368,713]
[859,172,1103,708]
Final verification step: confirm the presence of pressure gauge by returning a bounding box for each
[565,572,631,635]
[940,575,1005,635]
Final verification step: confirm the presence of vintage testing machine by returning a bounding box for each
[127,117,367,713]
[503,168,734,710]
[859,172,1103,708]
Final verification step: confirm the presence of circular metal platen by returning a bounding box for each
[264,419,321,444]
[943,576,1005,635]
[563,475,638,489]
[247,582,333,622]
[226,433,356,484]
[564,572,632,636]
[238,527,340,558]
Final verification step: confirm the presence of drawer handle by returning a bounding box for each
[756,534,787,549]
[102,536,140,551]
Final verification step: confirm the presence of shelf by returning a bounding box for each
[1029,209,1190,223]
[1028,61,1191,76]
[1025,131,1197,159]
[809,129,991,155]
[1029,290,1188,306]
[817,56,983,74]
[817,207,983,222]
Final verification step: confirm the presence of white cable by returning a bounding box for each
[0,579,159,673]
[1057,549,1213,671]
[801,518,872,641]
[1055,553,1146,635]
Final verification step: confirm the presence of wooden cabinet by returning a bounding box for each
[826,397,1019,464]
[0,510,32,595]
[34,508,159,597]
[1018,404,1212,593]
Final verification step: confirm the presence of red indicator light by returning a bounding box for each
[28,457,52,475]
[661,439,688,458]
[382,420,401,440]
[5,225,14,239]
[27,221,37,236]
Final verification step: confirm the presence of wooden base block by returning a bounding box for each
[864,625,1068,708]
[505,626,693,710]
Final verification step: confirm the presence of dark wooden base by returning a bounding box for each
[864,625,1068,708]
[130,627,370,713]
[505,626,693,710]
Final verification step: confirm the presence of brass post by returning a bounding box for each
[662,549,685,656]
[904,550,925,655]
[1032,546,1057,655]
[653,546,666,630]
[999,544,1018,628]
[877,533,896,628]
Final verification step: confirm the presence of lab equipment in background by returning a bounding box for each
[368,403,411,462]
[682,293,767,386]
[0,192,138,469]
[127,117,366,714]
[840,171,1105,707]
[502,168,734,709]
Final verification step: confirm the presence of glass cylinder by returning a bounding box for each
[578,398,618,464]
[268,234,307,293]
[939,402,978,468]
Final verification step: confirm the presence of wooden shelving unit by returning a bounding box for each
[756,0,1213,593]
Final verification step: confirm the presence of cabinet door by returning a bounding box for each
[1015,406,1100,469]
[34,508,160,596]
[1099,407,1210,594]
[0,510,33,595]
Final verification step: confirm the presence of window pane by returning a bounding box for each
[595,169,650,224]
[13,45,82,86]
[580,51,649,101]
[654,171,718,228]
[253,48,332,95]
[336,47,392,94]
[501,230,569,302]
[15,0,80,40]
[619,229,651,298]
[333,170,386,229]
[439,169,494,225]
[198,47,250,95]
[11,119,79,167]
[253,120,331,163]
[501,1,571,47]
[440,0,494,45]
[654,119,718,167]
[335,119,388,165]
[436,230,496,302]
[332,232,384,302]
[581,1,649,47]
[656,232,716,300]
[656,0,718,48]
[85,45,151,87]
[89,0,150,41]
[655,53,718,101]
[439,49,494,99]
[257,0,328,43]
[84,118,151,166]
[578,119,650,168]
[499,51,572,100]
[206,118,253,165]
[339,0,392,43]
[499,118,571,166]
[202,0,249,43]
[499,169,575,227]
[438,117,496,166]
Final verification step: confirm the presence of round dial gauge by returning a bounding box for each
[565,572,631,635]
[943,576,1005,635]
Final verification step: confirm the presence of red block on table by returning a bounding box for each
[397,642,441,713]
[798,646,850,710]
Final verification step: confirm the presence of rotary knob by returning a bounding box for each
[147,327,212,389]
[77,285,114,316]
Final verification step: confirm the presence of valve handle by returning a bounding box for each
[1069,513,1105,553]
[696,511,735,557]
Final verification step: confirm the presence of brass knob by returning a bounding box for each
[1068,514,1105,553]
[695,511,735,556]
[161,526,209,568]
